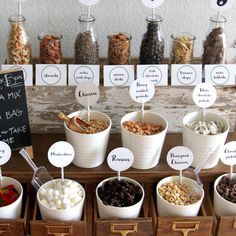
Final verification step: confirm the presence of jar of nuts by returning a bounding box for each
[202,15,227,65]
[7,14,32,64]
[171,32,196,64]
[75,14,99,64]
[140,15,164,64]
[38,32,63,64]
[107,32,132,65]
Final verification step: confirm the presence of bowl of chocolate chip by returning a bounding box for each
[183,111,229,169]
[214,173,236,216]
[96,176,144,219]
[121,111,168,169]
[156,176,204,217]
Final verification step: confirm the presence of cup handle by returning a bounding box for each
[172,221,200,236]
[110,223,138,236]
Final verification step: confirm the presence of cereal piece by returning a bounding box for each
[122,120,163,135]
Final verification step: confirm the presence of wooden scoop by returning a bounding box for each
[57,112,90,133]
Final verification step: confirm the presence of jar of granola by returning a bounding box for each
[7,14,32,64]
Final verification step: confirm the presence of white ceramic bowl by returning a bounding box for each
[96,176,144,219]
[65,110,112,168]
[182,111,229,169]
[121,111,168,169]
[0,176,23,219]
[214,173,236,216]
[37,179,85,221]
[156,176,204,217]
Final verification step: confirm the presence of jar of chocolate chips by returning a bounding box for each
[202,15,227,65]
[140,15,164,64]
[75,14,99,64]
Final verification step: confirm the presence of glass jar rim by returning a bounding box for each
[38,32,63,40]
[107,32,132,41]
[146,15,163,22]
[79,14,96,22]
[171,32,196,41]
[210,15,227,23]
[8,14,25,22]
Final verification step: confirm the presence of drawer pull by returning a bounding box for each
[0,224,10,234]
[45,225,73,236]
[110,223,138,236]
[172,221,199,236]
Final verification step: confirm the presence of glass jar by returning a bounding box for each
[140,15,164,64]
[7,14,32,64]
[202,15,227,65]
[171,32,196,64]
[107,32,131,65]
[38,32,62,64]
[75,14,99,64]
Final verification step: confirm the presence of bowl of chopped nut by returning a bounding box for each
[96,176,144,219]
[121,111,168,169]
[182,111,229,169]
[64,110,111,168]
[156,176,204,217]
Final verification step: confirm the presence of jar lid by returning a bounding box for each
[146,15,162,23]
[8,14,25,22]
[79,14,96,22]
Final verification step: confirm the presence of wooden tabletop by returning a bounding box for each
[4,132,235,184]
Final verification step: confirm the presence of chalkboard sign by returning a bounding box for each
[0,69,31,150]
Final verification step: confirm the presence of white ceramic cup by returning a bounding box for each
[182,111,229,169]
[37,179,85,221]
[214,173,236,216]
[121,111,168,169]
[64,110,111,168]
[96,176,144,219]
[156,176,204,217]
[0,176,23,219]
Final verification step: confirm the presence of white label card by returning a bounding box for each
[220,141,236,166]
[103,65,134,86]
[205,64,236,85]
[36,64,67,86]
[167,146,193,171]
[68,65,99,86]
[171,64,202,86]
[129,78,155,103]
[107,147,134,172]
[48,141,74,168]
[79,0,100,6]
[137,64,168,86]
[141,0,165,8]
[0,141,11,166]
[211,0,235,11]
[1,64,33,86]
[192,83,217,108]
[75,81,100,107]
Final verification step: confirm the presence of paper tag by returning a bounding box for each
[211,0,235,11]
[0,141,11,166]
[129,78,155,103]
[75,81,100,107]
[137,65,168,86]
[79,0,100,6]
[171,64,202,86]
[107,147,134,172]
[1,65,33,86]
[68,65,99,86]
[192,83,217,108]
[48,141,74,168]
[167,146,193,171]
[36,64,67,86]
[220,141,236,166]
[141,0,165,8]
[103,65,134,86]
[205,64,236,85]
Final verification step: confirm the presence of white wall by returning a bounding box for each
[1,0,236,64]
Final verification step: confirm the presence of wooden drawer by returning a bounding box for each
[151,186,215,236]
[217,216,236,236]
[94,184,153,236]
[0,184,30,236]
[30,193,87,236]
